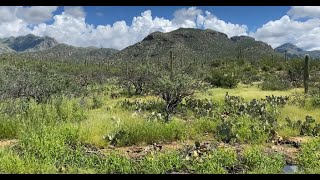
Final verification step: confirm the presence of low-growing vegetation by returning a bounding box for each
[0,45,320,174]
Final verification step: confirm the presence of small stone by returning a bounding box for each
[193,150,199,157]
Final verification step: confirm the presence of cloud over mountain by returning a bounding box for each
[0,6,248,50]
[250,6,320,51]
[1,6,320,51]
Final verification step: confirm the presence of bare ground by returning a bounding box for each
[99,136,312,165]
[0,139,18,148]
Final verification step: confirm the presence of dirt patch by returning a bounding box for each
[99,136,313,164]
[265,144,299,165]
[283,136,312,145]
[0,139,18,148]
[102,141,195,160]
[265,136,312,165]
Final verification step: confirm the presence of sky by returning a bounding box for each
[1,6,320,51]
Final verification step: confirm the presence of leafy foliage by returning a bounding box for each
[205,68,239,88]
[260,75,292,91]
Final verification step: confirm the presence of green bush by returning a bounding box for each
[311,95,320,108]
[91,96,104,109]
[215,115,268,144]
[107,119,191,146]
[190,147,237,174]
[260,75,292,91]
[297,138,320,173]
[0,96,87,139]
[0,122,135,174]
[205,69,239,88]
[241,146,285,174]
[138,151,184,174]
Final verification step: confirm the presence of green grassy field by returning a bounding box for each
[1,83,320,174]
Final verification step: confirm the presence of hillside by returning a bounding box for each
[111,28,281,62]
[18,43,119,62]
[0,44,15,54]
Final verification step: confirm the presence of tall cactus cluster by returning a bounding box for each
[304,54,310,94]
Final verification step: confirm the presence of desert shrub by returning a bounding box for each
[311,95,320,108]
[91,96,104,109]
[205,69,239,88]
[118,98,164,113]
[152,72,197,121]
[191,118,218,135]
[241,146,285,174]
[285,116,320,136]
[0,96,87,139]
[289,92,308,107]
[0,65,82,103]
[106,119,191,146]
[0,148,57,173]
[224,93,284,122]
[217,94,289,143]
[189,147,238,174]
[215,115,268,144]
[286,59,304,88]
[120,64,155,96]
[184,98,218,118]
[297,138,320,173]
[0,122,135,174]
[260,75,292,91]
[239,68,260,85]
[138,151,185,174]
[92,152,135,174]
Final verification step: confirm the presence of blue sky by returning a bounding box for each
[1,6,320,50]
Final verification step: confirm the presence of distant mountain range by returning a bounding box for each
[0,34,58,53]
[0,34,119,62]
[275,43,320,59]
[1,30,319,63]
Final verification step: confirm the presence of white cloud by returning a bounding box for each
[199,11,248,37]
[0,7,17,23]
[16,6,58,24]
[250,7,320,51]
[0,19,30,38]
[5,6,320,51]
[173,7,202,28]
[0,6,58,37]
[171,7,248,37]
[287,6,320,19]
[64,6,86,18]
[0,6,248,50]
[29,7,248,50]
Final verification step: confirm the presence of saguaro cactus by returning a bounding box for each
[170,48,174,75]
[125,59,129,78]
[284,50,288,62]
[304,54,310,94]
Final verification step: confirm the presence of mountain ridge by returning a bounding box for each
[0,34,59,53]
[3,29,319,62]
[275,43,320,59]
[110,28,280,62]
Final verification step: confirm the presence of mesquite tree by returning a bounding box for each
[120,63,154,96]
[152,71,196,122]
